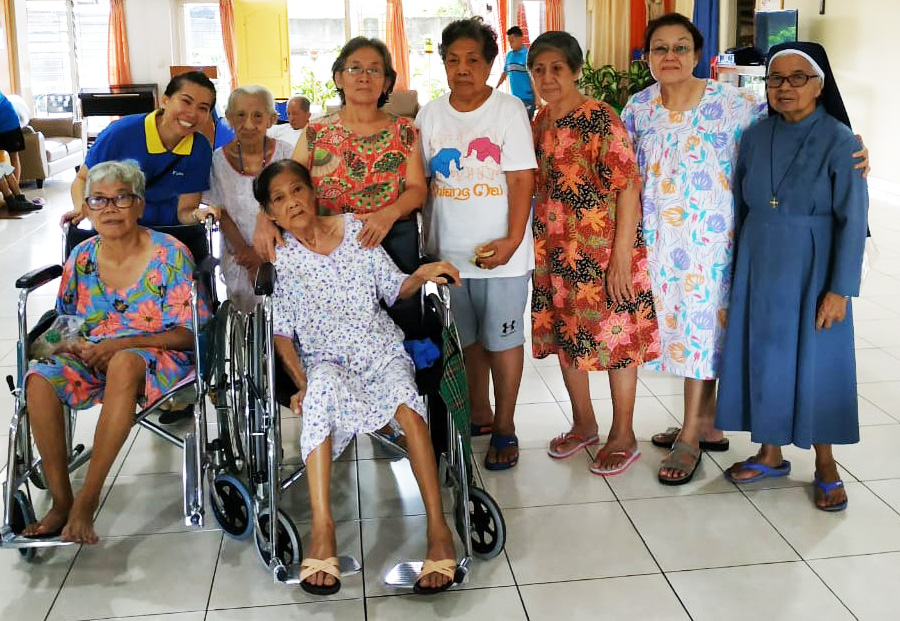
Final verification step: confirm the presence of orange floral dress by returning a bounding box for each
[303,112,417,215]
[531,99,660,370]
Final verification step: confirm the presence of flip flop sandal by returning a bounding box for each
[590,447,641,476]
[651,427,730,452]
[414,558,457,595]
[470,422,493,437]
[547,430,600,460]
[658,440,702,486]
[484,434,519,471]
[299,556,342,596]
[724,457,792,483]
[814,475,848,512]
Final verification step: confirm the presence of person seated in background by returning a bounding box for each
[62,71,218,227]
[0,149,40,212]
[255,159,459,596]
[21,160,210,544]
[266,95,310,147]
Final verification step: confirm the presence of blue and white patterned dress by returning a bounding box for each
[621,80,766,380]
[271,214,424,461]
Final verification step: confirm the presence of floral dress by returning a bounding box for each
[27,230,211,409]
[302,113,417,215]
[272,215,424,462]
[620,80,765,379]
[531,98,660,370]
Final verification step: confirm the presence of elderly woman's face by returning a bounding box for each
[647,24,699,86]
[444,37,492,98]
[227,92,275,143]
[334,46,388,107]
[767,54,824,122]
[530,49,579,106]
[85,178,144,235]
[266,170,316,230]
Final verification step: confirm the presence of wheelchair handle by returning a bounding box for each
[254,262,277,296]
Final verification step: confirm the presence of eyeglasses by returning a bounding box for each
[765,73,820,88]
[649,44,693,57]
[85,193,140,211]
[344,65,384,77]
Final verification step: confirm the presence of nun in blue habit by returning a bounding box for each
[715,41,868,512]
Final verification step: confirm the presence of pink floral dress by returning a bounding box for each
[26,230,211,409]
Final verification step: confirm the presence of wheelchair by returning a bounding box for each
[1,218,221,559]
[208,217,507,589]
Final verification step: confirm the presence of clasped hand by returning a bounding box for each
[816,292,848,330]
[72,338,125,373]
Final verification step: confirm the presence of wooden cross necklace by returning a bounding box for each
[769,115,821,209]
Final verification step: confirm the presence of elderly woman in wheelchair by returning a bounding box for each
[254,159,460,595]
[21,160,210,544]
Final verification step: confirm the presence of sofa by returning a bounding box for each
[20,117,85,188]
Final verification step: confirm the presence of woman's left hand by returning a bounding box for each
[853,134,870,178]
[606,249,635,306]
[414,260,461,286]
[192,205,221,224]
[355,206,400,248]
[73,338,126,373]
[816,292,849,330]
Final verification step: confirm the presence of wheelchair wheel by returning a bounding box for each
[254,508,302,569]
[455,486,505,559]
[10,490,37,562]
[218,302,248,474]
[209,473,254,540]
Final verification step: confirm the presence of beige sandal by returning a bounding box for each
[299,556,341,595]
[414,558,457,594]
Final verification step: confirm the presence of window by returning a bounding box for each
[179,1,231,107]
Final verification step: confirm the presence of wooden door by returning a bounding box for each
[233,0,290,97]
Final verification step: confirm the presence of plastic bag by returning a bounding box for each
[861,237,879,283]
[30,315,85,358]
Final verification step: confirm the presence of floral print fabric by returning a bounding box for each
[531,98,660,370]
[620,81,765,379]
[27,230,210,409]
[303,113,417,215]
[271,214,424,462]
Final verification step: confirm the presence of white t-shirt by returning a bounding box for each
[266,123,303,148]
[416,90,537,279]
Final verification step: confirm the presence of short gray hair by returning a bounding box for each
[226,85,276,116]
[290,96,310,112]
[85,160,146,198]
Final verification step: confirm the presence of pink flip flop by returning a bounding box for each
[547,431,600,460]
[589,447,641,476]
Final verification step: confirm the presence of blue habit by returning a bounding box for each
[715,105,868,448]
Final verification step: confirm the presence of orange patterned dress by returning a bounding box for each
[531,98,660,370]
[302,112,417,215]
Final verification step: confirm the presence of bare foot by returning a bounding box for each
[418,523,457,590]
[61,496,99,544]
[302,522,338,589]
[21,503,69,538]
[659,434,700,481]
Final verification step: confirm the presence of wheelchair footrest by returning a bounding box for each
[277,555,362,585]
[383,558,468,588]
[0,533,77,549]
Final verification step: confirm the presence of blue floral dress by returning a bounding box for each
[271,214,424,462]
[621,81,766,379]
[27,230,210,409]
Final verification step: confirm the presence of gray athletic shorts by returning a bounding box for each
[450,273,531,352]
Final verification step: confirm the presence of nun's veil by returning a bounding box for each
[767,41,851,129]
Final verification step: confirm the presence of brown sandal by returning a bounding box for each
[652,427,729,452]
[658,440,701,486]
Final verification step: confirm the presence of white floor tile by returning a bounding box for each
[623,493,799,571]
[854,318,900,348]
[855,348,900,383]
[810,552,900,621]
[366,586,527,620]
[864,478,900,515]
[594,395,681,442]
[746,482,900,559]
[520,574,689,620]
[535,364,652,402]
[504,502,658,584]
[0,545,78,621]
[206,599,365,621]
[85,615,205,621]
[638,369,686,396]
[857,395,898,426]
[668,562,853,621]
[857,381,900,421]
[356,457,453,519]
[467,401,571,454]
[834,424,900,481]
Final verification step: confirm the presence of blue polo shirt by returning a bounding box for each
[0,93,20,132]
[504,46,533,103]
[85,110,212,226]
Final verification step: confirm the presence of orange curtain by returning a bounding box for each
[219,0,238,89]
[588,0,631,71]
[497,0,508,57]
[107,0,131,85]
[516,2,530,46]
[545,0,564,31]
[386,0,410,91]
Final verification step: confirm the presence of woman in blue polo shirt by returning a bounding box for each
[63,71,216,227]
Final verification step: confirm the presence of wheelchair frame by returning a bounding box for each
[1,218,219,557]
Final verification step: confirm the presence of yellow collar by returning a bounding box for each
[144,109,194,155]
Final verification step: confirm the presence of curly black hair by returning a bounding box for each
[439,16,499,65]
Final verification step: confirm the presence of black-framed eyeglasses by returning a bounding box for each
[765,74,820,88]
[85,193,140,211]
[649,44,693,57]
[344,65,384,77]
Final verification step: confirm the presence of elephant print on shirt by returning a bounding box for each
[429,148,463,179]
[466,137,501,164]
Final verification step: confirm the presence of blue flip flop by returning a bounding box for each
[814,476,848,512]
[724,457,792,483]
[484,434,519,471]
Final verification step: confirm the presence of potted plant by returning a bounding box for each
[578,55,655,113]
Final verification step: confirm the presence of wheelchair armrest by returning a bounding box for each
[254,262,276,295]
[193,255,219,280]
[16,265,63,291]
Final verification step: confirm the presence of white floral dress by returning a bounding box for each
[621,81,765,379]
[272,214,424,461]
[203,139,294,312]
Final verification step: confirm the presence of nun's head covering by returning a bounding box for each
[767,41,851,129]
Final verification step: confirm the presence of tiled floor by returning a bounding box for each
[2,175,900,620]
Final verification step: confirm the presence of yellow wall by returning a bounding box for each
[781,0,900,184]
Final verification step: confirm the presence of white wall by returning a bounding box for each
[564,0,587,52]
[124,0,178,91]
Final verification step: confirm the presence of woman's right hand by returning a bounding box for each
[252,211,284,262]
[414,260,461,286]
[60,209,85,227]
[289,386,307,416]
